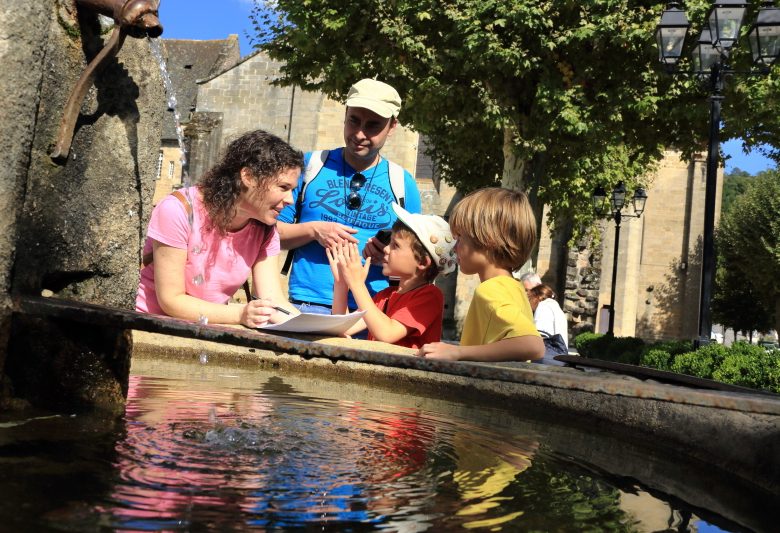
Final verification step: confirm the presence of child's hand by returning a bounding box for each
[335,242,371,288]
[418,342,462,361]
[325,243,343,285]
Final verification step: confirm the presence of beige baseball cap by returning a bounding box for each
[392,203,457,276]
[345,79,401,118]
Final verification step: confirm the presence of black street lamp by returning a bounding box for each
[592,183,648,336]
[655,1,780,346]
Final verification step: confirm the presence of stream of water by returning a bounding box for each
[149,38,190,187]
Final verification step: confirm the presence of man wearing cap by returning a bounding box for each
[277,78,422,314]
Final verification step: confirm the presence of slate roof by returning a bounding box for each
[159,36,240,141]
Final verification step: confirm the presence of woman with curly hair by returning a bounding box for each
[136,130,302,327]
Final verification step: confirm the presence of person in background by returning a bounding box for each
[527,284,569,364]
[276,78,421,314]
[136,130,300,327]
[519,271,542,291]
[419,188,544,362]
[327,204,456,348]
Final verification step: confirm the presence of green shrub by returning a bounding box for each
[713,353,769,389]
[767,350,780,393]
[641,349,673,371]
[728,341,770,358]
[575,335,780,393]
[670,350,718,379]
[711,344,780,392]
[669,343,732,379]
[574,332,604,358]
[608,337,646,364]
[646,339,694,356]
[692,341,731,367]
[573,333,645,363]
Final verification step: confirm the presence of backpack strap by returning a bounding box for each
[281,150,330,275]
[141,189,193,268]
[301,150,329,213]
[387,160,406,208]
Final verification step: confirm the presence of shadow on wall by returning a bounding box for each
[78,8,142,179]
[13,7,154,309]
[636,237,702,341]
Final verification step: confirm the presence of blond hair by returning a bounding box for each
[449,188,536,271]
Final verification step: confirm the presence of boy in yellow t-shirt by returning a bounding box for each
[418,187,544,362]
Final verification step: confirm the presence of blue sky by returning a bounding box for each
[158,0,776,175]
[159,0,255,55]
[721,138,776,174]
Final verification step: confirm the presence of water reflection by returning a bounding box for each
[0,358,762,531]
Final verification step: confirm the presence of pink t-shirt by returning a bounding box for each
[136,187,280,315]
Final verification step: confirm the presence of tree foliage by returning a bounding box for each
[721,167,754,215]
[715,170,780,333]
[711,244,774,336]
[251,0,780,237]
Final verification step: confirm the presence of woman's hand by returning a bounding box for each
[312,221,358,248]
[418,342,462,361]
[334,242,371,289]
[240,299,277,328]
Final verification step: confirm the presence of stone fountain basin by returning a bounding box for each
[133,327,780,507]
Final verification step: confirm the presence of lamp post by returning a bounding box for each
[592,183,648,336]
[655,1,780,346]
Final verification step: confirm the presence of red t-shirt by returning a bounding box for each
[369,284,444,348]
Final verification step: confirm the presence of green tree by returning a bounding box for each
[721,167,753,215]
[712,235,774,336]
[251,0,780,236]
[716,170,780,333]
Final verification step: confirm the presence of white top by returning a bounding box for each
[534,298,569,349]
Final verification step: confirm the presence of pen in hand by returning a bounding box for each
[250,295,291,315]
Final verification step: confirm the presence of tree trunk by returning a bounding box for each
[775,297,780,339]
[500,126,527,190]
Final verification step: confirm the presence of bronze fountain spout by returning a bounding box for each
[51,0,163,162]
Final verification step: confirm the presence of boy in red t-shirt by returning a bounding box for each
[327,204,456,348]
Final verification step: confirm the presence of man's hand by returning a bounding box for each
[362,236,386,263]
[312,221,358,248]
[418,342,462,360]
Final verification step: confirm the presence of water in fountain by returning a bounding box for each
[149,38,190,187]
[0,357,771,532]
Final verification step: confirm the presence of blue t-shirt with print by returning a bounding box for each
[278,148,421,309]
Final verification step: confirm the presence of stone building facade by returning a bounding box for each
[188,50,418,178]
[535,152,723,341]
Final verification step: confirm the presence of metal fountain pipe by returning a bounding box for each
[51,0,163,161]
[75,0,163,38]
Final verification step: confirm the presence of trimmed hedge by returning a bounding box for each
[573,333,646,364]
[572,333,779,393]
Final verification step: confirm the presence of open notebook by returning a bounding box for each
[257,310,366,336]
